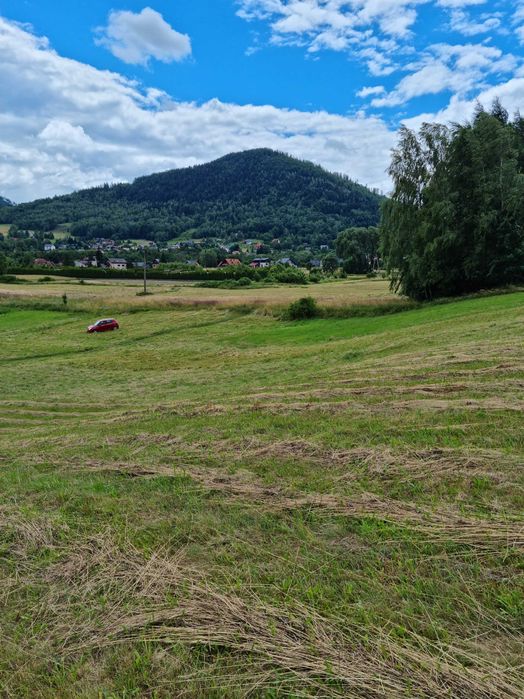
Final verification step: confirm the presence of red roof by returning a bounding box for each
[219,258,242,266]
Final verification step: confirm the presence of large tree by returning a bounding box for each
[336,227,379,274]
[381,101,524,300]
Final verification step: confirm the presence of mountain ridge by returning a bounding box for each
[0,149,383,247]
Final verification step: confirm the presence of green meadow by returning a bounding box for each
[0,286,523,697]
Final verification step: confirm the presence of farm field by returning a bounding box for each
[1,275,398,312]
[0,289,523,697]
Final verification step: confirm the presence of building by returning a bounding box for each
[108,258,127,270]
[43,243,56,252]
[250,257,271,269]
[277,257,297,268]
[33,258,55,268]
[218,258,242,267]
[74,257,97,268]
[309,259,322,269]
[94,238,116,250]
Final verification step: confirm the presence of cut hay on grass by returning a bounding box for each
[69,459,524,552]
[39,534,524,699]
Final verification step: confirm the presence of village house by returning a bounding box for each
[250,257,271,269]
[218,258,242,268]
[74,257,97,268]
[33,258,55,268]
[43,243,56,252]
[107,258,127,271]
[277,257,297,267]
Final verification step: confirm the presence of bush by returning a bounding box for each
[196,276,253,289]
[9,265,267,283]
[268,265,308,284]
[38,276,54,282]
[285,296,319,320]
[309,272,322,283]
[0,274,19,283]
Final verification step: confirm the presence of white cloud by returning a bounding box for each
[403,77,524,129]
[0,17,396,202]
[238,1,521,106]
[512,2,524,44]
[371,43,519,107]
[357,85,385,97]
[437,0,485,7]
[95,7,191,65]
[449,9,500,36]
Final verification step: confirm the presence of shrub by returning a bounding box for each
[285,296,319,320]
[0,274,19,283]
[268,265,308,284]
[196,277,253,289]
[38,276,54,282]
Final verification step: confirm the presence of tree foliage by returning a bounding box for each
[336,227,379,274]
[381,101,524,300]
[322,253,339,274]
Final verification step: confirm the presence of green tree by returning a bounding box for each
[336,227,379,274]
[381,102,524,300]
[322,253,339,275]
[198,249,219,268]
[0,252,8,275]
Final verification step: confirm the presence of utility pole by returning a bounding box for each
[142,246,147,295]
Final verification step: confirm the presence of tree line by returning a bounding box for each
[381,100,524,300]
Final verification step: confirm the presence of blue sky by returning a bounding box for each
[1,1,524,201]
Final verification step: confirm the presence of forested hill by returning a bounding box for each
[0,197,13,207]
[0,149,383,246]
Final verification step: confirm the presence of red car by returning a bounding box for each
[87,318,119,333]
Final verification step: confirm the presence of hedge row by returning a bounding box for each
[8,265,267,282]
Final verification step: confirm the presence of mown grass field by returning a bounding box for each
[0,285,523,697]
[1,275,398,312]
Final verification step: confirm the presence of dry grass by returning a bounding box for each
[36,534,523,699]
[61,459,524,552]
[0,275,397,311]
[1,290,523,696]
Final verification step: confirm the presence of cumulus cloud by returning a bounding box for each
[404,77,524,130]
[357,85,386,97]
[0,16,396,202]
[95,7,191,65]
[371,43,519,107]
[239,1,520,106]
[448,9,501,36]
